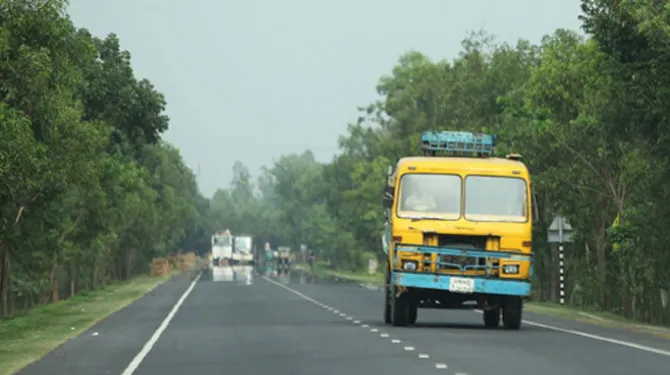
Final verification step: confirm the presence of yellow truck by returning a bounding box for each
[381,131,537,329]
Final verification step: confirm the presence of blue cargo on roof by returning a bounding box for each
[420,131,496,155]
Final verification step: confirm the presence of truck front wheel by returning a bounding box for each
[391,287,410,327]
[383,264,392,324]
[502,297,523,330]
[408,301,418,324]
[483,308,500,328]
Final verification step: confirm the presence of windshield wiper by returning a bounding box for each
[408,216,449,221]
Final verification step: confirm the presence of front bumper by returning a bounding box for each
[391,271,531,297]
[232,253,253,262]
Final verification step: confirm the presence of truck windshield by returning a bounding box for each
[235,237,252,252]
[397,174,462,220]
[464,175,527,222]
[214,236,231,246]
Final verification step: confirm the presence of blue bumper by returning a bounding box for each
[391,272,531,297]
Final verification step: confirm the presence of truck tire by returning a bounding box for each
[383,263,392,324]
[502,297,523,330]
[408,301,418,324]
[391,286,410,327]
[483,308,500,328]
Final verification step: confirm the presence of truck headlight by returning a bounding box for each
[403,261,417,271]
[502,264,519,274]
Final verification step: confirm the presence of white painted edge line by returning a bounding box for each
[472,310,670,357]
[121,271,203,375]
[358,283,380,291]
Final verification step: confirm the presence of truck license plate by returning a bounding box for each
[448,277,475,294]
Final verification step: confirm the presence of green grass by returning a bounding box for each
[313,263,383,286]
[0,273,175,375]
[311,263,670,338]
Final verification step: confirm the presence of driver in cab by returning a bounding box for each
[402,178,438,212]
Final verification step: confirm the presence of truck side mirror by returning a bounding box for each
[382,185,394,209]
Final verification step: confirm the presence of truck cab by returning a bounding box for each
[382,131,536,330]
[211,230,233,266]
[232,235,254,265]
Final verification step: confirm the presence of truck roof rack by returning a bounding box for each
[420,131,497,157]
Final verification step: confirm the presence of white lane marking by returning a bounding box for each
[471,310,670,357]
[121,272,202,375]
[380,333,389,337]
[261,276,446,363]
[333,310,340,313]
[419,353,429,359]
[353,320,361,324]
[339,313,346,316]
[359,283,380,291]
[346,316,353,320]
[435,363,448,369]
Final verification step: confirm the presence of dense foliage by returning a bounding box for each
[0,0,210,318]
[5,0,669,326]
[212,1,670,325]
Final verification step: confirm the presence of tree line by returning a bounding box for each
[0,0,211,318]
[212,1,670,326]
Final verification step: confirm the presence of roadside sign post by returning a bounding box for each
[548,216,573,305]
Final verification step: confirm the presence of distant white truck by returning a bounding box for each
[232,235,254,264]
[211,230,233,266]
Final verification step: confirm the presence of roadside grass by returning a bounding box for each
[313,263,383,286]
[312,263,670,339]
[0,272,177,375]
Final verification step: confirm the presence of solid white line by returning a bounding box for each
[472,310,670,357]
[120,272,202,375]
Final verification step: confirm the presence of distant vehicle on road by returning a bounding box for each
[232,235,254,265]
[276,246,291,273]
[211,230,233,266]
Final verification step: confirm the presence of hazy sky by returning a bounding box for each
[67,0,583,197]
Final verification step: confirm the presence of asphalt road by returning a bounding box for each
[16,266,670,375]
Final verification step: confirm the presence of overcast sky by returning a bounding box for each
[67,0,583,197]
